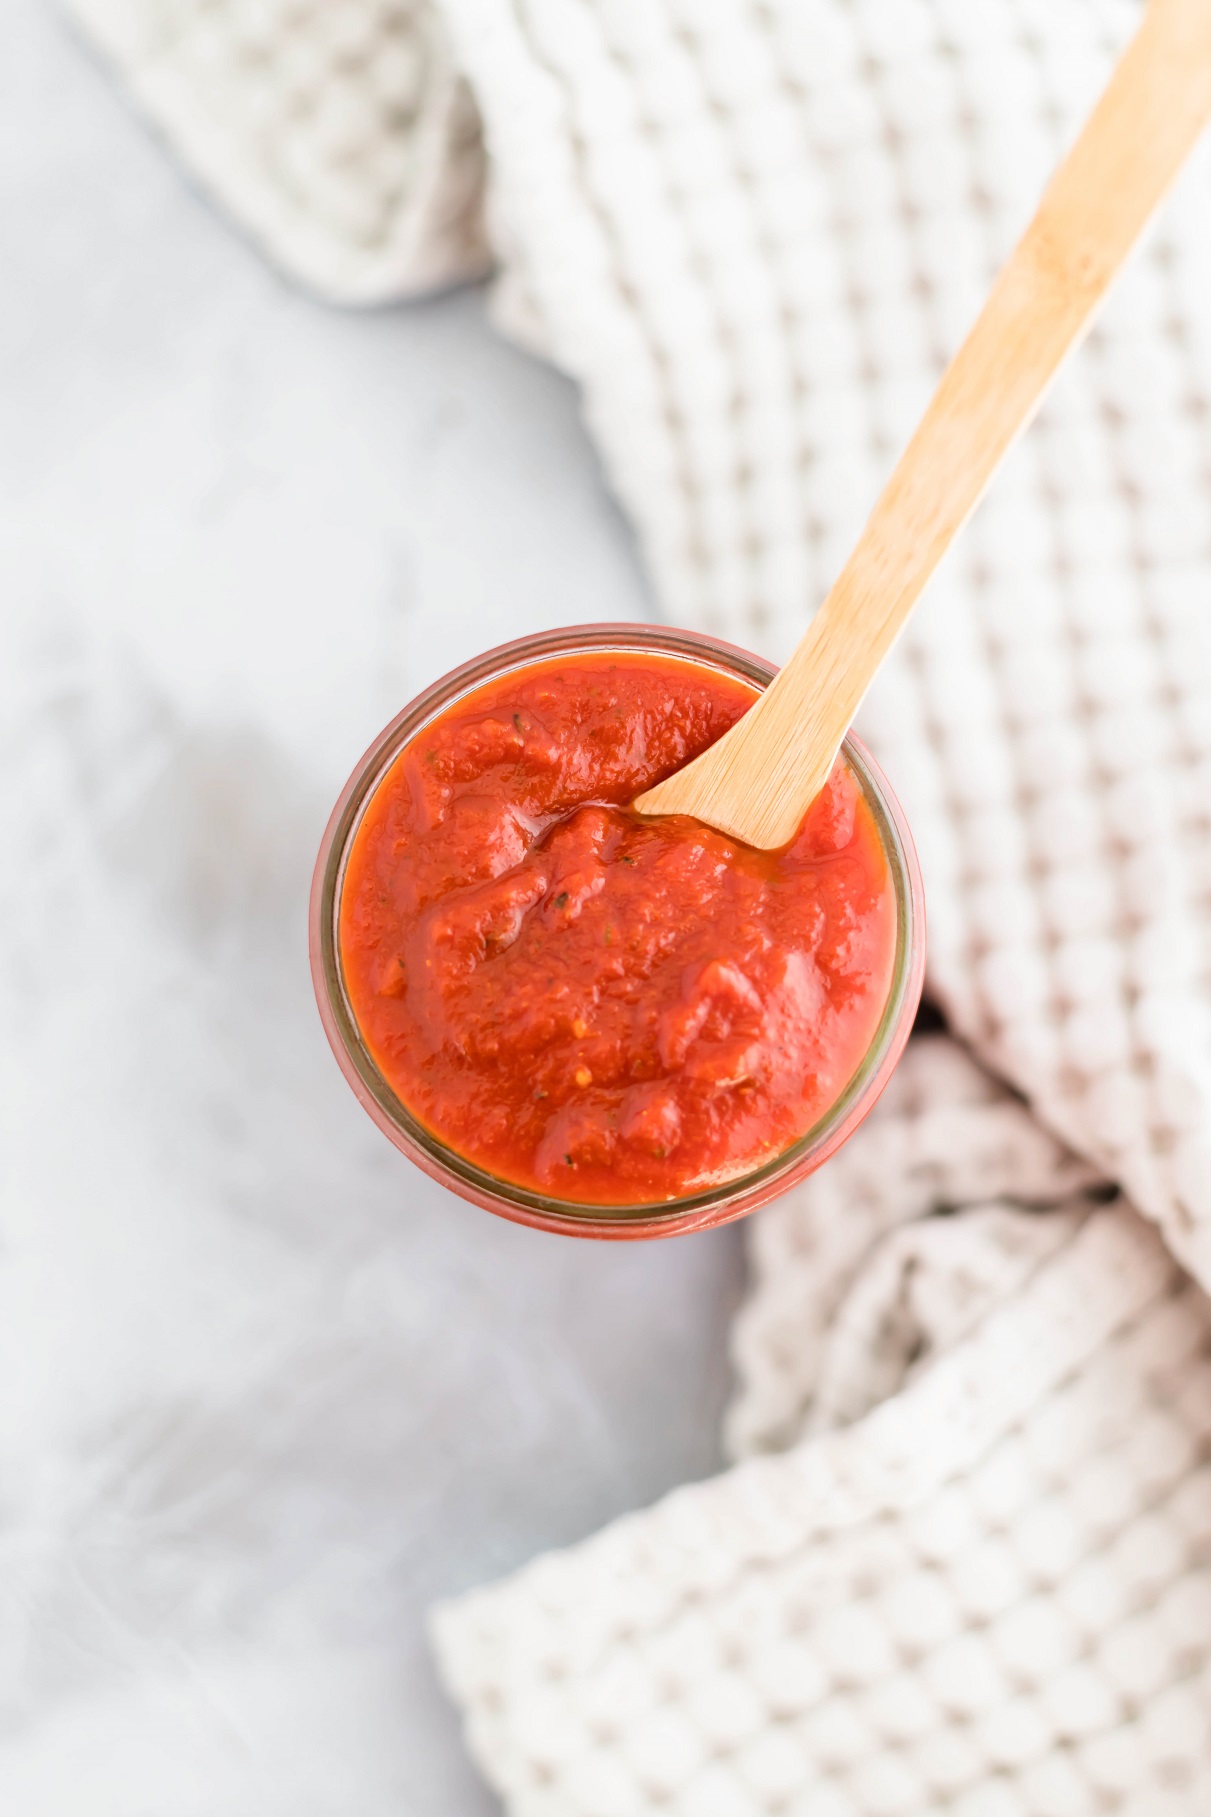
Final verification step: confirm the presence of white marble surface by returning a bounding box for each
[0,8,745,1810]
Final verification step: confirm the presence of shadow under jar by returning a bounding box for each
[311,624,925,1240]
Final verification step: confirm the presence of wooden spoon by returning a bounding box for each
[634,0,1211,848]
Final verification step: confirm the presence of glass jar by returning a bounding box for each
[310,623,925,1240]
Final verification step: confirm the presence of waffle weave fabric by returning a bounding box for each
[432,1043,1211,1816]
[68,0,490,299]
[68,0,1211,1809]
[726,1037,1106,1462]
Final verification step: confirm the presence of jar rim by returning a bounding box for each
[310,623,926,1240]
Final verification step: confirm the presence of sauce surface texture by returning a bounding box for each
[339,653,897,1204]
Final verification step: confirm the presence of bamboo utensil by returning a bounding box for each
[634,0,1211,848]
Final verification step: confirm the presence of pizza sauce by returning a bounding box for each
[338,652,898,1205]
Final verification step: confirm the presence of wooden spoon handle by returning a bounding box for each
[636,0,1211,848]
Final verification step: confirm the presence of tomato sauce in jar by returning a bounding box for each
[338,651,898,1205]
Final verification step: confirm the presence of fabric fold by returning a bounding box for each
[68,0,489,301]
[432,1091,1211,1812]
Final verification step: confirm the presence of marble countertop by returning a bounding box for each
[0,7,744,1810]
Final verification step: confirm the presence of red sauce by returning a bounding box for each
[339,652,898,1205]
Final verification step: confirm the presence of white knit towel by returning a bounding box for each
[433,1040,1211,1816]
[67,0,1211,1809]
